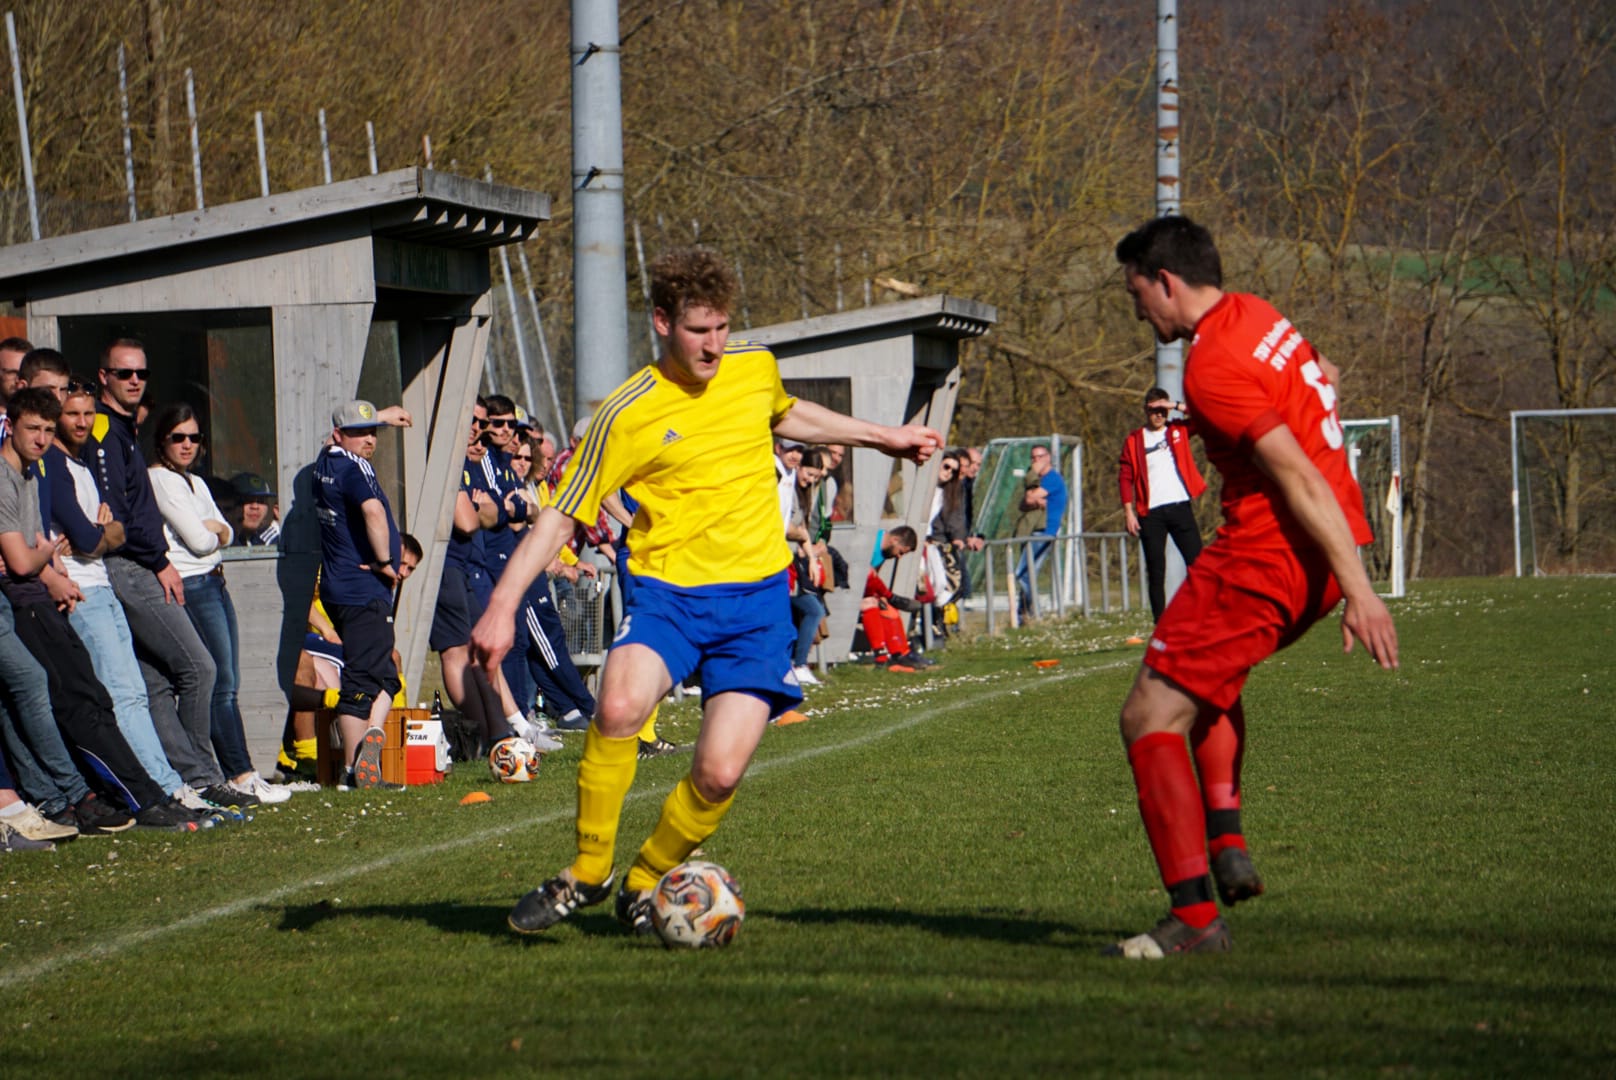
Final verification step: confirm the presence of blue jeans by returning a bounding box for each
[1014,533,1054,613]
[790,591,827,666]
[107,556,222,787]
[182,572,253,777]
[70,585,186,796]
[0,589,89,813]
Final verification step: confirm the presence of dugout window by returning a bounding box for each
[58,309,276,517]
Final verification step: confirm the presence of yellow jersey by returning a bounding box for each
[553,340,796,589]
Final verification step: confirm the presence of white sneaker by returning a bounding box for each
[176,785,216,812]
[511,716,564,753]
[232,771,292,804]
[793,665,821,686]
[9,804,78,842]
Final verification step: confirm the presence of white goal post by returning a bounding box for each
[1342,417,1405,598]
[1511,408,1616,577]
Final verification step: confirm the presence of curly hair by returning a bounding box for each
[649,247,738,319]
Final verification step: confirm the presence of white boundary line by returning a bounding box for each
[2,659,1133,988]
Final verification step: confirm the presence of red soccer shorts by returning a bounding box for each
[1143,540,1344,712]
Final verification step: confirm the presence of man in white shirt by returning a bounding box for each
[1118,387,1207,620]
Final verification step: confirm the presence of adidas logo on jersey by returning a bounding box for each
[661,429,682,445]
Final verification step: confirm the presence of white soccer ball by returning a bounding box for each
[487,736,541,784]
[651,860,745,949]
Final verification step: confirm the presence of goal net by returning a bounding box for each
[1512,409,1616,576]
[1343,417,1405,597]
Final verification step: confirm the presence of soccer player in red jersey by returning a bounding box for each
[1105,216,1400,958]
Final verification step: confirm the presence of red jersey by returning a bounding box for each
[1184,293,1372,550]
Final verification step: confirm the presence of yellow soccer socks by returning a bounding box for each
[637,703,660,743]
[569,724,640,886]
[625,775,734,892]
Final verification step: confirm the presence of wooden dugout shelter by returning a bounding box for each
[0,167,548,738]
[752,295,997,656]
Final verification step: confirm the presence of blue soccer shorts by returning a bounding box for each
[613,570,802,718]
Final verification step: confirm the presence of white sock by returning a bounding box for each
[0,801,27,818]
[562,709,584,723]
[506,712,524,729]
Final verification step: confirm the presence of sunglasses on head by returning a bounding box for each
[103,367,147,382]
[167,432,203,445]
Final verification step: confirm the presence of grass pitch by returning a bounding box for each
[3,577,1613,1077]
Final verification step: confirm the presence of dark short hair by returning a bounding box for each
[400,533,423,561]
[8,386,61,423]
[799,448,825,471]
[19,348,69,384]
[0,336,32,355]
[888,524,918,550]
[1115,216,1223,288]
[483,394,516,417]
[1144,386,1172,406]
[650,247,737,321]
[100,337,146,365]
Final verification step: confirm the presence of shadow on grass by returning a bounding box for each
[767,904,1112,949]
[276,899,532,943]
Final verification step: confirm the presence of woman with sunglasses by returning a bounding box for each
[148,403,290,805]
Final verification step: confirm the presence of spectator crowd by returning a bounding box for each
[0,325,1100,858]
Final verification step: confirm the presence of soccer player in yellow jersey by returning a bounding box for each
[473,247,941,936]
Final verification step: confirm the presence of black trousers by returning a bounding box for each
[12,600,168,809]
[1139,500,1203,620]
[326,599,400,720]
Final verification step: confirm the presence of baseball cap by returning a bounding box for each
[332,399,383,430]
[515,405,535,431]
[778,439,805,452]
[230,472,276,499]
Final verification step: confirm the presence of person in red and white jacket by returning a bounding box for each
[1118,387,1208,620]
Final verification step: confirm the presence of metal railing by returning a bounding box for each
[975,531,1144,635]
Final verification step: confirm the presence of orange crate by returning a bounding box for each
[314,708,418,787]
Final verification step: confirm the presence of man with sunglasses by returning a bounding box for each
[1118,387,1207,621]
[84,339,242,808]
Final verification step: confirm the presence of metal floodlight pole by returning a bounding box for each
[735,254,752,329]
[365,121,378,174]
[632,218,656,356]
[185,68,203,210]
[1154,0,1188,605]
[1153,0,1183,399]
[118,43,137,221]
[515,245,568,436]
[571,0,631,420]
[318,108,332,184]
[5,12,40,240]
[487,166,537,416]
[254,111,269,197]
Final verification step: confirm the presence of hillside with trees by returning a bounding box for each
[1,0,1610,577]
